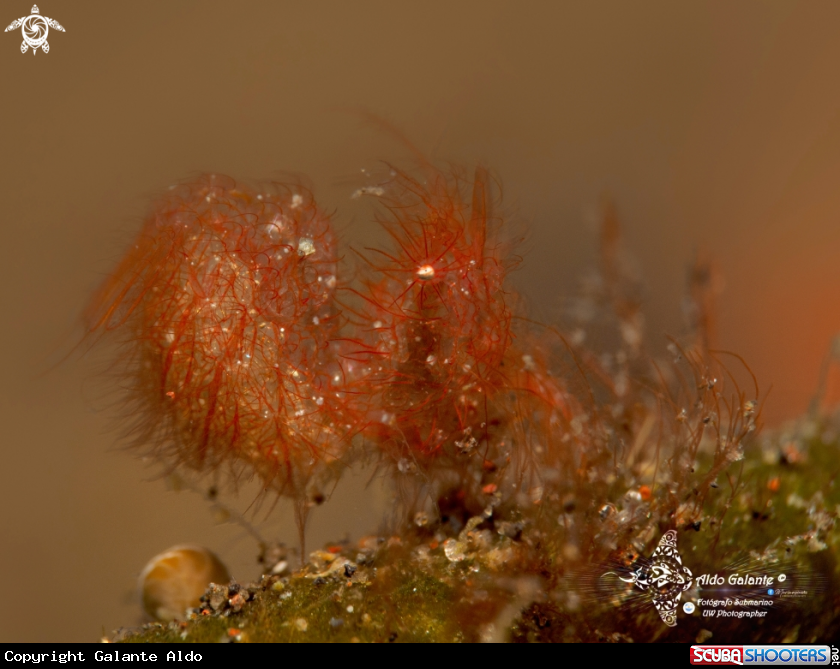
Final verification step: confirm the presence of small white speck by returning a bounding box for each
[297,238,316,257]
[351,186,385,199]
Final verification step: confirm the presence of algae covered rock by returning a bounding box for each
[115,410,840,643]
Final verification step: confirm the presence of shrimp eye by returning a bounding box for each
[416,264,435,281]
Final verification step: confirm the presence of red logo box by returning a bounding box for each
[691,647,744,665]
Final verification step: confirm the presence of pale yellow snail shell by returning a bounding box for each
[138,545,230,621]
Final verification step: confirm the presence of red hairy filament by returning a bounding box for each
[86,163,593,523]
[85,153,763,577]
[349,166,516,460]
[86,175,353,498]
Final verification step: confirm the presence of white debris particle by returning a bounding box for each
[351,186,385,199]
[397,458,413,473]
[297,237,316,257]
[291,194,303,209]
[443,538,467,562]
[265,217,283,241]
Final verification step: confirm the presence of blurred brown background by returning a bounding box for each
[2,0,840,642]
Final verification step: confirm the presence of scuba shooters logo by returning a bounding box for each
[603,530,693,626]
[689,645,834,665]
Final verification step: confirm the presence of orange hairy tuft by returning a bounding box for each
[336,162,585,517]
[86,175,351,498]
[348,165,517,461]
[83,150,768,601]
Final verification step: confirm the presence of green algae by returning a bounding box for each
[114,412,840,644]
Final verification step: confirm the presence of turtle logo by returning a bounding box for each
[5,5,65,55]
[604,530,693,627]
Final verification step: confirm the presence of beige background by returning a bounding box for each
[2,0,840,642]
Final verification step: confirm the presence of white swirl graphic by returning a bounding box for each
[22,15,47,48]
[4,5,65,55]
